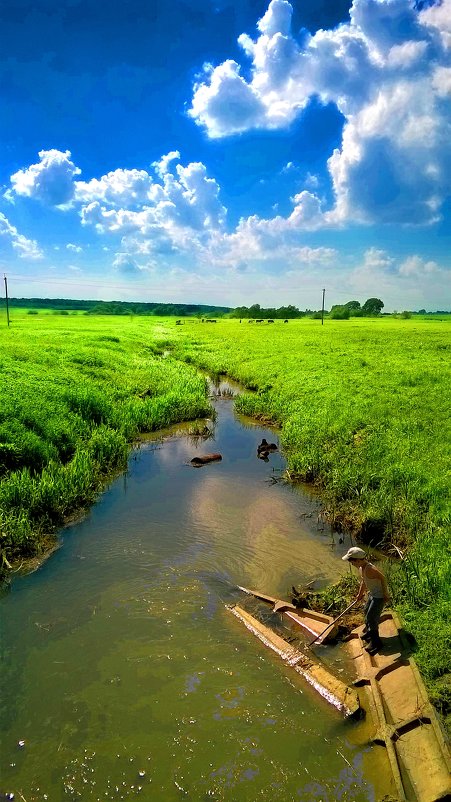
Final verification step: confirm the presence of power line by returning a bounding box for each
[6,272,379,309]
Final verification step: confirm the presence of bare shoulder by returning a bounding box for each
[366,562,384,579]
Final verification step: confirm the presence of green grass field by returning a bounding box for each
[167,315,451,722]
[0,312,211,564]
[1,310,450,724]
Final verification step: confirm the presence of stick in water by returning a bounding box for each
[307,600,359,647]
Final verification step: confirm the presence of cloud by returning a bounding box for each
[419,0,451,50]
[112,252,146,276]
[343,247,450,309]
[0,212,43,259]
[398,253,441,276]
[10,149,81,206]
[152,151,181,178]
[66,243,83,253]
[208,205,336,270]
[189,0,451,225]
[79,154,227,259]
[189,60,267,137]
[75,169,154,207]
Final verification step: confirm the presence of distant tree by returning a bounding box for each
[330,305,350,320]
[278,304,301,319]
[361,298,384,316]
[248,304,261,319]
[344,300,361,312]
[417,309,426,315]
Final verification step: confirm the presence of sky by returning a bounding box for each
[0,0,450,311]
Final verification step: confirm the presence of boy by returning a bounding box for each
[342,546,390,655]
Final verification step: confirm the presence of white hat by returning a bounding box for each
[342,546,366,561]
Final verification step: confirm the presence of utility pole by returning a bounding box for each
[4,274,10,327]
[321,288,325,326]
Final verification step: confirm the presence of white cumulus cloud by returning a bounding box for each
[0,212,43,259]
[189,0,451,225]
[112,252,147,276]
[75,169,155,207]
[79,154,227,256]
[10,149,81,206]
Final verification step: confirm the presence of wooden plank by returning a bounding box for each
[237,586,338,640]
[229,604,360,718]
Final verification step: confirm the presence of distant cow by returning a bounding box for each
[206,319,217,323]
[267,319,274,323]
[256,319,264,323]
[284,319,288,323]
[176,320,182,325]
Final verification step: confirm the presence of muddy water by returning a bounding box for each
[0,380,390,801]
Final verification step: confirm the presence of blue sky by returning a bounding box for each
[0,0,450,311]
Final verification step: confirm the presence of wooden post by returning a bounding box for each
[4,274,10,327]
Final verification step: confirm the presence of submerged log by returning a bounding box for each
[190,453,222,466]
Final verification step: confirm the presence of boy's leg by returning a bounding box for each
[362,597,371,638]
[365,597,384,653]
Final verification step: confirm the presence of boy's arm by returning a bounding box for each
[355,580,366,602]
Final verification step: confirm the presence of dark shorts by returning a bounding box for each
[364,595,384,633]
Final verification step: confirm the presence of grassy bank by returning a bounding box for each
[0,312,211,567]
[1,311,450,726]
[167,316,451,727]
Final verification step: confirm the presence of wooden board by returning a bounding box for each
[238,586,339,641]
[229,604,360,717]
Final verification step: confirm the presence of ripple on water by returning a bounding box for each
[0,385,389,801]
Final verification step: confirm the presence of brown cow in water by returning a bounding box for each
[190,453,222,466]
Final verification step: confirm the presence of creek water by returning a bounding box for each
[0,379,389,801]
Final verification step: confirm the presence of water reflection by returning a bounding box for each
[0,380,391,801]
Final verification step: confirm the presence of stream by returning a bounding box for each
[0,378,391,801]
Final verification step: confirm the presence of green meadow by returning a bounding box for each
[1,310,450,723]
[0,312,211,565]
[168,315,451,722]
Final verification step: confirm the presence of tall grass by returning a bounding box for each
[0,313,211,563]
[166,315,451,723]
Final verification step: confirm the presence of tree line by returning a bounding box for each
[228,299,385,319]
[1,298,230,317]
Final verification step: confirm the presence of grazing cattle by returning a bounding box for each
[256,319,264,323]
[176,320,182,325]
[206,319,217,323]
[284,319,288,323]
[267,319,274,323]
